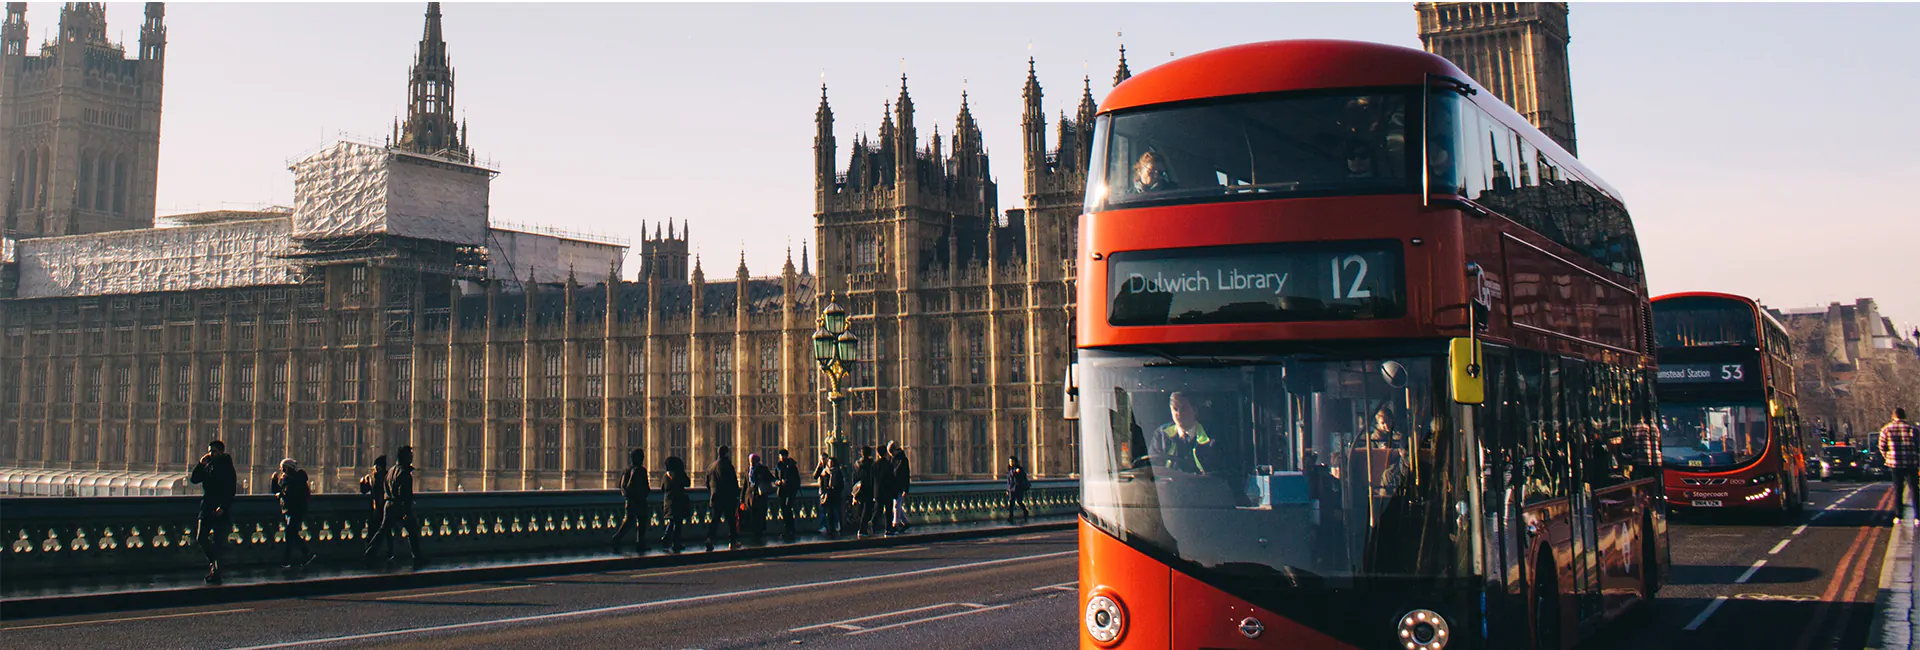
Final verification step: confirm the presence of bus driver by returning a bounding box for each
[1132,151,1178,193]
[1159,392,1215,474]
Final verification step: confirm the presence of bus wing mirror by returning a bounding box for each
[1450,338,1485,405]
[1064,362,1082,421]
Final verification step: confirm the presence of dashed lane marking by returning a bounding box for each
[376,585,537,601]
[791,603,964,632]
[2,608,255,631]
[1032,581,1077,592]
[1684,597,1729,631]
[845,603,1012,636]
[829,546,928,559]
[1792,525,1809,536]
[628,562,769,578]
[1735,560,1767,583]
[1769,540,1792,555]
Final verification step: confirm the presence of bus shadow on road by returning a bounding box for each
[1579,595,1870,650]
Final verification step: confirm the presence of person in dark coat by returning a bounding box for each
[775,449,803,537]
[854,445,883,536]
[741,453,775,538]
[660,456,691,552]
[363,445,424,566]
[816,455,844,538]
[270,457,317,567]
[886,441,913,534]
[705,445,741,550]
[610,448,651,552]
[189,439,237,584]
[1005,456,1032,524]
[871,445,899,536]
[358,455,389,541]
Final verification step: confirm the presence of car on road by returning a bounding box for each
[1807,454,1832,480]
[1824,445,1865,480]
[1861,449,1890,480]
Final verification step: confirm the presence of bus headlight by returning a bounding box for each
[1085,592,1127,645]
[1398,609,1450,650]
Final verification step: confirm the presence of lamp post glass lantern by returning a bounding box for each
[814,296,858,466]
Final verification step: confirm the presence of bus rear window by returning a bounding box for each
[1086,90,1416,211]
[1654,296,1757,348]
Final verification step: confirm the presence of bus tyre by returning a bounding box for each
[1531,558,1563,650]
[1642,515,1660,600]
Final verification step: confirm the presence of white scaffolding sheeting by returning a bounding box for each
[486,228,626,284]
[13,217,303,299]
[291,141,490,246]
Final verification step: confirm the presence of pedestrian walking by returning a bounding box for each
[270,458,317,568]
[854,445,882,537]
[887,441,912,534]
[610,448,651,552]
[740,453,775,539]
[660,456,691,552]
[358,455,389,541]
[363,445,425,566]
[705,445,741,550]
[1882,407,1920,523]
[872,444,899,535]
[1005,456,1031,524]
[189,439,237,584]
[816,455,844,538]
[775,449,803,538]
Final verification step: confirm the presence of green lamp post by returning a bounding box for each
[813,295,859,466]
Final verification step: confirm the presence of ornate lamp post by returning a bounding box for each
[813,295,860,465]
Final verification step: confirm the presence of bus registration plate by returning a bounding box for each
[1690,499,1723,507]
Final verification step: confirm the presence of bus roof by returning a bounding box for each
[1102,39,1619,202]
[1654,291,1789,335]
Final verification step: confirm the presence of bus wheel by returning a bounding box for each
[1792,477,1809,514]
[1531,558,1563,650]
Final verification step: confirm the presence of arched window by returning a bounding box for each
[112,155,127,215]
[94,151,111,211]
[37,147,49,209]
[9,150,23,211]
[77,152,93,210]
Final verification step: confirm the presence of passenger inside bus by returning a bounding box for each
[1132,151,1178,193]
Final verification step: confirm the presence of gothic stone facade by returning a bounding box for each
[0,2,167,238]
[0,5,1127,492]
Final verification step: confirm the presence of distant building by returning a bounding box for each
[1772,298,1920,444]
[1417,2,1578,154]
[0,2,168,238]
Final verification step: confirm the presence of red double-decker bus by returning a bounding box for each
[1652,292,1806,514]
[1071,40,1667,650]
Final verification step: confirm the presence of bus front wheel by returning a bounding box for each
[1531,557,1563,650]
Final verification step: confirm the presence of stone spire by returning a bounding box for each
[1113,44,1132,87]
[396,3,470,162]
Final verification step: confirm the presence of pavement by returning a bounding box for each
[0,516,1073,620]
[1867,495,1918,650]
[0,528,1081,649]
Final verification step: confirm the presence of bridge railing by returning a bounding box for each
[0,479,1080,580]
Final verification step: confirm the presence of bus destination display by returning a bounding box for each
[1656,362,1751,384]
[1107,242,1403,326]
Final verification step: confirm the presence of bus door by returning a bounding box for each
[1481,348,1528,633]
[1558,358,1606,627]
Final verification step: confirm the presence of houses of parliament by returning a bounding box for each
[0,3,1578,494]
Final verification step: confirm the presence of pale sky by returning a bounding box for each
[42,3,1920,328]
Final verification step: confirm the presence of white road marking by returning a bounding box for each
[628,562,769,578]
[1791,525,1808,536]
[791,602,963,632]
[1768,540,1792,555]
[1684,596,1729,631]
[3,608,254,631]
[226,550,1077,649]
[375,585,536,601]
[1735,559,1767,584]
[1032,581,1078,592]
[845,603,1012,636]
[829,546,927,559]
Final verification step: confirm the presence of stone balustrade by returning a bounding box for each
[0,479,1078,580]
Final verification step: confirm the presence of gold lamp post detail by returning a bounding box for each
[813,295,859,465]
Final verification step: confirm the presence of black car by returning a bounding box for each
[1824,446,1866,480]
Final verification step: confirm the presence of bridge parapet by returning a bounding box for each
[0,479,1079,581]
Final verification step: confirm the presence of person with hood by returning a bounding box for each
[270,457,317,567]
[660,456,691,552]
[705,445,741,550]
[189,439,237,584]
[610,448,652,552]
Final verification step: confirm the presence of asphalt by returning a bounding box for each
[0,481,1896,650]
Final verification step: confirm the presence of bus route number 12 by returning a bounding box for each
[1330,255,1373,300]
